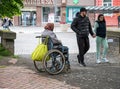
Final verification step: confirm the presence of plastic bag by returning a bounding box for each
[31,36,49,61]
[31,43,48,61]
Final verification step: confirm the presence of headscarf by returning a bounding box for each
[44,23,54,31]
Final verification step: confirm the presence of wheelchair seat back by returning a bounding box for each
[41,36,67,54]
[41,36,61,51]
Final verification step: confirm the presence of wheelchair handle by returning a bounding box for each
[36,36,49,38]
[36,36,42,38]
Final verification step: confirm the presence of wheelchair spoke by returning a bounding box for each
[43,49,65,75]
[33,61,45,72]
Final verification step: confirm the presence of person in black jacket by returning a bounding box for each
[71,7,96,66]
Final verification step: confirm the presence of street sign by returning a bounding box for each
[73,0,79,4]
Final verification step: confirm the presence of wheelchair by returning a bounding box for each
[33,36,70,75]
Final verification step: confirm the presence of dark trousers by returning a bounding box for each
[53,45,69,62]
[61,46,69,62]
[76,36,90,63]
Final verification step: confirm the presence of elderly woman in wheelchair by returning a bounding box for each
[34,23,70,75]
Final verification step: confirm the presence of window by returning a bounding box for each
[42,7,61,22]
[66,7,80,23]
[103,0,112,6]
[103,0,112,16]
[20,11,36,26]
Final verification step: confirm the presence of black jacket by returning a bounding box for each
[71,15,94,37]
[96,21,106,38]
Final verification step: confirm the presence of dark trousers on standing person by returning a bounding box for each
[76,35,90,66]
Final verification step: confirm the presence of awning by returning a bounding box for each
[85,6,120,13]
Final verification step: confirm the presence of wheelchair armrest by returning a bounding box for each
[36,36,49,39]
[36,36,42,38]
[53,42,62,46]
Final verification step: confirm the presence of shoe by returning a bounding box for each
[80,62,86,67]
[65,61,71,69]
[77,55,86,67]
[77,55,80,63]
[96,59,101,64]
[102,58,109,63]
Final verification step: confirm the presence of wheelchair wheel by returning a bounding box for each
[43,49,65,75]
[33,60,45,72]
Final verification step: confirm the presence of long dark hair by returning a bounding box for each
[97,14,106,23]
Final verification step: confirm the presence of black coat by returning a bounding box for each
[71,15,94,37]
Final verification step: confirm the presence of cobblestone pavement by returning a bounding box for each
[0,66,80,89]
[0,53,120,89]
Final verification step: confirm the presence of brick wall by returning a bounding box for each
[13,0,96,26]
[13,16,19,26]
[36,6,42,26]
[96,0,102,6]
[113,0,120,6]
[95,0,120,27]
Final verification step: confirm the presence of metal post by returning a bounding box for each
[54,0,57,22]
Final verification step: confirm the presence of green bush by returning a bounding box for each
[0,44,13,56]
[0,56,3,60]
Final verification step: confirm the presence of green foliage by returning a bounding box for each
[11,55,19,58]
[0,44,13,56]
[0,55,3,60]
[0,0,24,18]
[1,30,10,32]
[0,66,6,68]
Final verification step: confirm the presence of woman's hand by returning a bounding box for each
[92,34,96,38]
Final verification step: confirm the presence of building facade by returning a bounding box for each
[96,0,120,26]
[13,0,95,26]
[66,0,95,24]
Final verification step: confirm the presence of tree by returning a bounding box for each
[0,0,24,18]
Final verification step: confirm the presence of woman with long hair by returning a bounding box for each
[94,14,109,64]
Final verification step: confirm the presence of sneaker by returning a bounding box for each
[80,62,86,67]
[96,59,101,64]
[102,58,109,63]
[77,55,86,67]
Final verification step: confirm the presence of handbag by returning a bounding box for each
[31,36,49,61]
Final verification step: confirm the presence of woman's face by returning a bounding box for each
[99,16,104,21]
